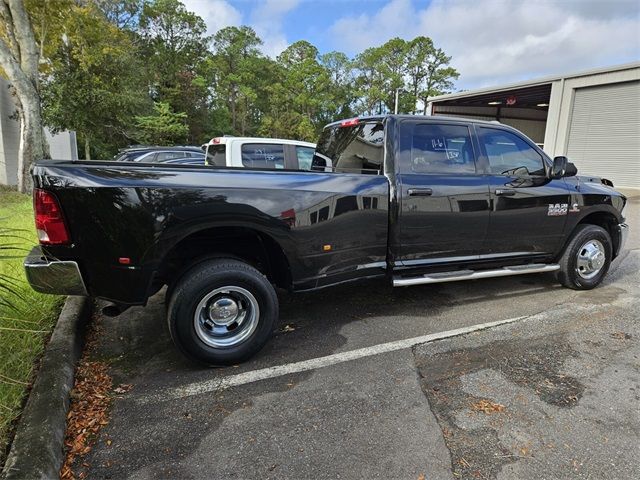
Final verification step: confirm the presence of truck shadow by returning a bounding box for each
[95,271,570,385]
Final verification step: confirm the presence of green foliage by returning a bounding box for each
[40,2,149,158]
[211,26,265,135]
[139,0,211,143]
[354,36,459,116]
[135,101,189,145]
[32,0,459,151]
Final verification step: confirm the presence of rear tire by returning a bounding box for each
[167,259,278,366]
[557,224,612,290]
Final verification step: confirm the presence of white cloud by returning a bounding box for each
[330,0,640,89]
[331,0,415,53]
[250,0,300,57]
[181,0,242,36]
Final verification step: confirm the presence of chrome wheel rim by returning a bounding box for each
[194,286,259,348]
[576,239,606,280]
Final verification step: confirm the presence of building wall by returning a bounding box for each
[0,77,77,186]
[543,65,640,157]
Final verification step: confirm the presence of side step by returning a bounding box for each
[393,264,560,287]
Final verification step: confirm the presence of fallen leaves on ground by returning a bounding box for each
[280,324,296,333]
[60,318,114,480]
[471,399,506,414]
[60,360,112,479]
[113,383,133,395]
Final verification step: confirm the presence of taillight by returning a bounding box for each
[34,189,70,245]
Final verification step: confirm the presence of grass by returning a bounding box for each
[0,186,63,463]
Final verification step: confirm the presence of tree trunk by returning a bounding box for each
[84,136,91,160]
[0,0,50,193]
[16,96,48,192]
[230,86,237,132]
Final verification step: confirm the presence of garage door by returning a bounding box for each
[567,80,640,188]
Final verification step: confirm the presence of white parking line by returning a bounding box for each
[137,315,532,404]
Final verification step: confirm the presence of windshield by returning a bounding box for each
[314,121,384,174]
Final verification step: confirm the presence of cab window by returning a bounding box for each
[478,127,545,176]
[314,121,383,174]
[206,145,226,166]
[408,124,476,174]
[241,144,285,169]
[296,146,315,170]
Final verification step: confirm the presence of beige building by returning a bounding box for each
[0,77,77,186]
[428,62,640,188]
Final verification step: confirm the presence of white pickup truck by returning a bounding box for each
[203,136,317,170]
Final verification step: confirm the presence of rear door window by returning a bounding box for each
[134,151,156,162]
[314,121,383,174]
[408,124,476,174]
[241,144,285,169]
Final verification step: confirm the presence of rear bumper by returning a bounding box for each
[24,246,88,296]
[616,223,629,256]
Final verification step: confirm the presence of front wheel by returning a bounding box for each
[167,259,278,365]
[557,224,612,290]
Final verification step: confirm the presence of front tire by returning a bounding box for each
[167,259,278,366]
[557,224,612,290]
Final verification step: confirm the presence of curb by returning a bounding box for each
[1,296,92,480]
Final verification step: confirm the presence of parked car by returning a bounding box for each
[203,137,317,170]
[24,115,628,365]
[157,156,206,166]
[114,146,204,162]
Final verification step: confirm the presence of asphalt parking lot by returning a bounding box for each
[84,190,639,480]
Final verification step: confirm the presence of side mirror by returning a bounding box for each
[565,162,578,177]
[551,156,568,179]
[311,154,327,172]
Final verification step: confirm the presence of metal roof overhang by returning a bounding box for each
[432,84,552,110]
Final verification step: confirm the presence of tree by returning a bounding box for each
[406,36,434,114]
[0,0,50,193]
[139,0,210,143]
[417,47,459,114]
[354,36,458,116]
[41,3,149,159]
[94,0,143,30]
[212,26,263,134]
[135,101,188,145]
[353,46,387,115]
[317,51,355,125]
[376,38,409,113]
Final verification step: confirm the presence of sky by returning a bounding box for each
[182,0,640,90]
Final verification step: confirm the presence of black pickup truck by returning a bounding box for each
[25,115,629,364]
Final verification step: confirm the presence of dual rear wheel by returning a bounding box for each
[167,259,277,366]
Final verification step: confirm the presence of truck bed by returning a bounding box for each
[32,160,389,303]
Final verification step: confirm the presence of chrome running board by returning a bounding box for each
[393,264,560,287]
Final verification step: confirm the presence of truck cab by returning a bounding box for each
[203,136,317,170]
[315,115,627,284]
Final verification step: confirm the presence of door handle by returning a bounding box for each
[495,188,516,196]
[408,188,433,197]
